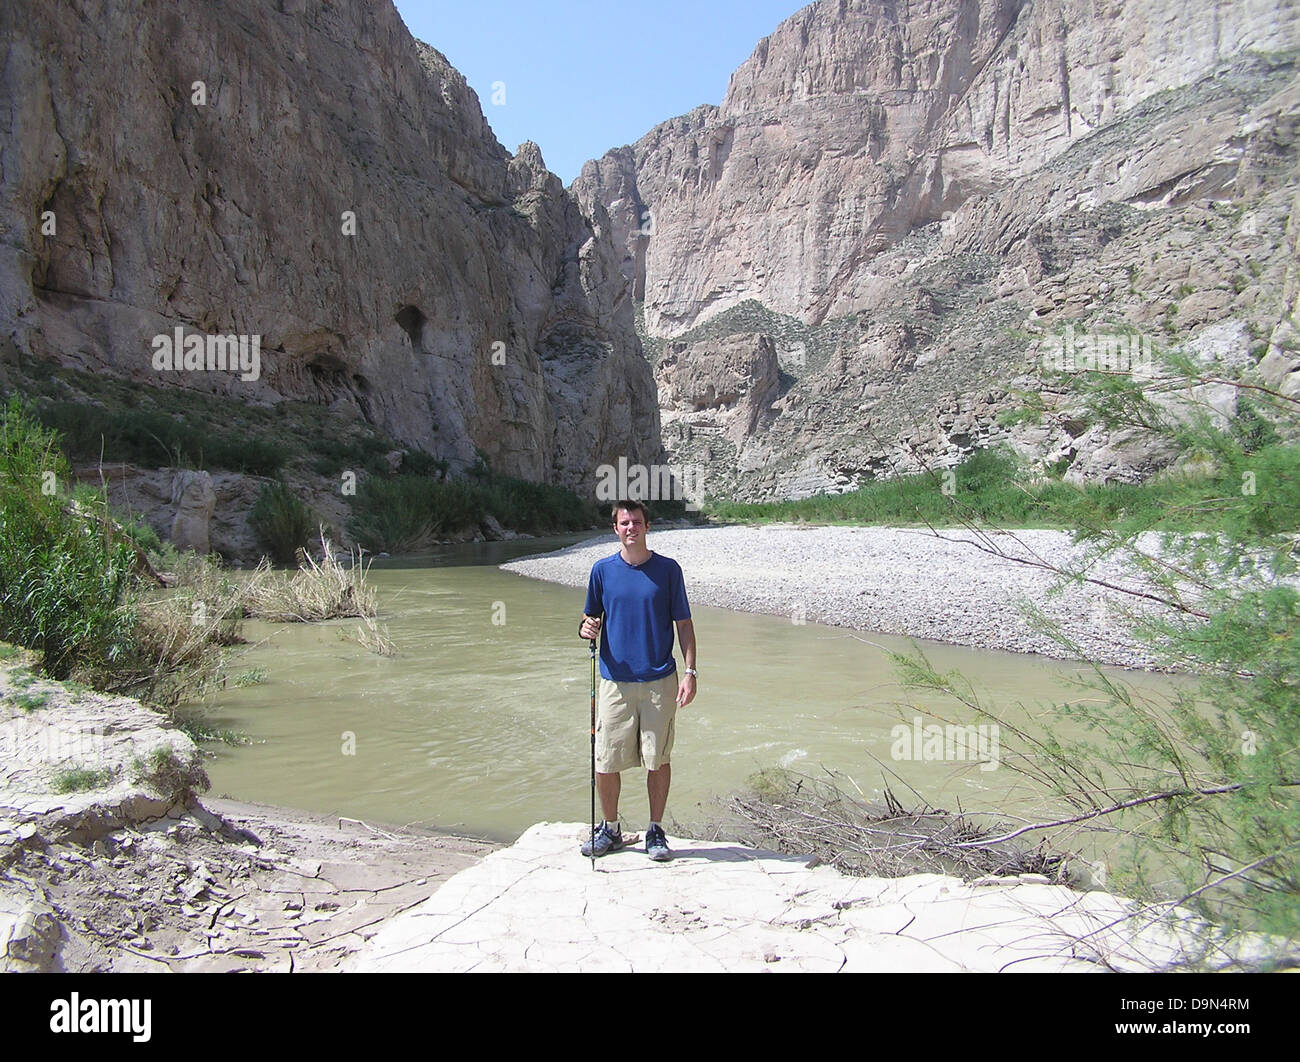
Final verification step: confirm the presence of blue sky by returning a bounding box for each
[393,0,810,185]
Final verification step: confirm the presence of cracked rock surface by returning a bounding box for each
[352,822,1218,973]
[0,798,496,973]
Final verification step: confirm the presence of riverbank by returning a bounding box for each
[0,647,496,971]
[1,798,497,973]
[502,524,1189,670]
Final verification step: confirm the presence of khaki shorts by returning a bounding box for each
[596,673,679,773]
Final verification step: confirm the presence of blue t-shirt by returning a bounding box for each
[584,551,691,682]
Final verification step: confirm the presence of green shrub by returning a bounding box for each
[313,432,393,476]
[889,345,1300,962]
[0,398,138,679]
[67,483,163,554]
[51,765,116,793]
[705,438,1300,537]
[249,482,318,564]
[129,745,198,801]
[481,475,599,533]
[32,399,285,475]
[346,471,597,551]
[399,450,449,478]
[346,475,482,551]
[120,514,163,554]
[232,667,267,687]
[13,689,51,711]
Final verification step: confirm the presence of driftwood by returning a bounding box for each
[720,770,1064,882]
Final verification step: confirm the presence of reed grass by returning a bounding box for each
[241,534,378,624]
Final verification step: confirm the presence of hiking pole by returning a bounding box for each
[589,637,597,871]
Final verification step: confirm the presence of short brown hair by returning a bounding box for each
[611,499,650,524]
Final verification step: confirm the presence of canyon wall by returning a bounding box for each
[577,0,1300,498]
[0,0,661,493]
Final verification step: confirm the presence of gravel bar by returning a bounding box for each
[501,524,1186,670]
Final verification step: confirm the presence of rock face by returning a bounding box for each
[577,0,1300,497]
[0,0,660,493]
[656,332,780,451]
[170,471,216,554]
[1256,180,1300,400]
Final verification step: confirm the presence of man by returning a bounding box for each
[578,499,696,861]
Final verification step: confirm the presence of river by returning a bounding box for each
[202,534,1189,846]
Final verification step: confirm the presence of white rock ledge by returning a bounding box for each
[349,822,1212,973]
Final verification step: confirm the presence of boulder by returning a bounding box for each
[170,470,217,554]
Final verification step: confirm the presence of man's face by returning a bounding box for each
[614,507,647,548]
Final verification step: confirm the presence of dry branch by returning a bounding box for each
[721,770,1066,882]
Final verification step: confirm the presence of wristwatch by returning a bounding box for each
[684,668,697,677]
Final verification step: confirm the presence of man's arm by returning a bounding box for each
[675,618,696,707]
[676,618,695,670]
[580,565,603,639]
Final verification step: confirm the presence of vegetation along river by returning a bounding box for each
[202,534,1192,847]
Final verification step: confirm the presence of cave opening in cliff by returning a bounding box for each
[395,305,428,352]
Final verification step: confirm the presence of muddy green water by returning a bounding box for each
[202,534,1189,845]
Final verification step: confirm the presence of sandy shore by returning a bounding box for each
[502,524,1187,669]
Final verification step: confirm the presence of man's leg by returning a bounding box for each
[596,678,637,827]
[596,770,621,824]
[642,673,678,824]
[583,681,637,856]
[647,763,670,823]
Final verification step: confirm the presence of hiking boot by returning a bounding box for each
[580,822,624,857]
[645,823,672,862]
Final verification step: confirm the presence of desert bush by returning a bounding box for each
[51,765,117,793]
[249,481,318,564]
[34,399,285,475]
[0,398,138,680]
[347,470,598,551]
[346,475,482,551]
[110,551,250,706]
[480,475,600,533]
[129,744,206,803]
[398,450,449,478]
[889,341,1300,967]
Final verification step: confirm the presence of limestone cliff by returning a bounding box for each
[0,0,660,494]
[578,0,1300,498]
